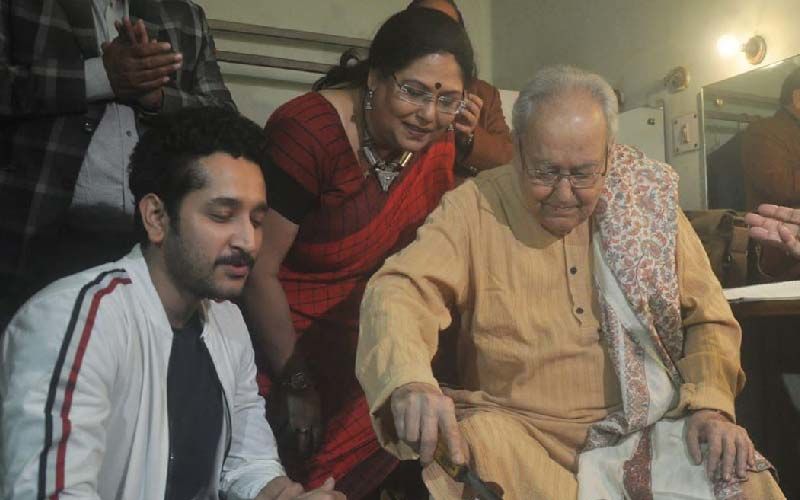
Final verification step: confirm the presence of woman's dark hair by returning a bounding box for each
[407,0,464,26]
[313,8,475,91]
[128,106,267,244]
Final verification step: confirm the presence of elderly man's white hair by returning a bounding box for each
[512,65,619,145]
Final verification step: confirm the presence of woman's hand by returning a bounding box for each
[454,92,483,138]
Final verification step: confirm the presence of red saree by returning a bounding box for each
[257,92,455,495]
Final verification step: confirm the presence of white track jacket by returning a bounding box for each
[1,246,284,499]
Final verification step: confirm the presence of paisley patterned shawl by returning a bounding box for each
[589,144,683,445]
[580,145,773,500]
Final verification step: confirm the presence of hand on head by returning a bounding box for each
[101,17,182,107]
[745,203,800,260]
[389,382,467,466]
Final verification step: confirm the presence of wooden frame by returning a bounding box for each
[209,19,370,75]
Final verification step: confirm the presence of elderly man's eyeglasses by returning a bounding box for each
[392,74,466,115]
[519,141,609,189]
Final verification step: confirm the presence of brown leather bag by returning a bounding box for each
[685,209,751,288]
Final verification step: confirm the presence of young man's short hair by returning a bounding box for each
[128,107,268,243]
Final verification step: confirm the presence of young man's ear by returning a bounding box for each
[139,194,170,245]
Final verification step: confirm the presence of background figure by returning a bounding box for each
[242,8,475,498]
[408,0,513,178]
[1,107,343,500]
[741,67,800,211]
[739,69,800,280]
[0,0,234,328]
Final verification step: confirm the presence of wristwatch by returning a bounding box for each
[282,370,313,392]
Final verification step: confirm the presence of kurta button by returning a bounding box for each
[576,307,584,314]
[83,120,94,132]
[570,266,577,275]
[126,130,133,137]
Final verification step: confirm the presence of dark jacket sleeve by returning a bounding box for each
[462,80,513,170]
[158,3,236,114]
[0,0,90,118]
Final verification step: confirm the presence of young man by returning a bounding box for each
[0,107,342,500]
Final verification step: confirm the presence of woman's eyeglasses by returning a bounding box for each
[391,74,465,115]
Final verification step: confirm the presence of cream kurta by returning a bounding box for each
[356,165,783,499]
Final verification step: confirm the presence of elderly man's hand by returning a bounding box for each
[745,204,800,260]
[256,476,345,500]
[389,382,466,466]
[686,410,755,482]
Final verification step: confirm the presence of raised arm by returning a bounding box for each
[158,5,235,113]
[457,82,513,171]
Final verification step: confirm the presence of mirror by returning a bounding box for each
[701,54,800,210]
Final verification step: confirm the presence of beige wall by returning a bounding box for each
[195,0,800,209]
[194,0,494,127]
[491,0,800,209]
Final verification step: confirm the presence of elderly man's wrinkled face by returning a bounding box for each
[516,91,610,237]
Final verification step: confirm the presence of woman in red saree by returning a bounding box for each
[242,9,477,498]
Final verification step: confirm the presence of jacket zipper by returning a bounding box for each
[164,417,175,500]
[220,384,232,461]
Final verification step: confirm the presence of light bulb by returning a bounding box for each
[717,35,740,57]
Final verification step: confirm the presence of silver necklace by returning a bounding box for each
[361,141,413,192]
[360,94,413,192]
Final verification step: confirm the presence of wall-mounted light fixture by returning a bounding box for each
[664,66,690,93]
[742,35,767,64]
[716,34,767,64]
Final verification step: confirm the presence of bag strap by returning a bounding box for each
[725,222,750,287]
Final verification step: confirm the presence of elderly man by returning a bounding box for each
[1,108,342,500]
[357,66,783,499]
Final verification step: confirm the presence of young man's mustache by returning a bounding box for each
[215,251,255,268]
